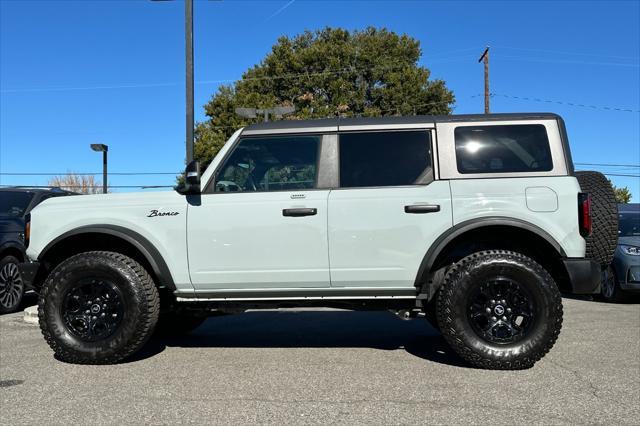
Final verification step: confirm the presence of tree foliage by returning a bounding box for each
[609,180,632,203]
[195,27,455,169]
[48,173,105,194]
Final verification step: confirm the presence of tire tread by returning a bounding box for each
[38,251,160,364]
[436,250,563,370]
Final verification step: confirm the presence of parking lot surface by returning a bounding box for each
[1,297,639,425]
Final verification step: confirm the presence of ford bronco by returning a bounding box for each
[19,113,618,369]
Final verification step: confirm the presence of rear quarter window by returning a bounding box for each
[454,124,553,174]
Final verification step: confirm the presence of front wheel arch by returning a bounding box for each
[37,226,175,291]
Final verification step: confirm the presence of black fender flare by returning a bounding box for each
[38,225,176,290]
[414,217,567,295]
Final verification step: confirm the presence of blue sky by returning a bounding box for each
[1,0,639,196]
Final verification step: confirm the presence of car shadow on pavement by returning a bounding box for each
[129,310,469,368]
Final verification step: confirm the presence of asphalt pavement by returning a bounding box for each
[1,296,639,425]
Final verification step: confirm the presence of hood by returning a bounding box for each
[618,236,640,247]
[31,190,183,213]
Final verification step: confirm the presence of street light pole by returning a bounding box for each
[90,144,109,194]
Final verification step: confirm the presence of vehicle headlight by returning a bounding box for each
[620,245,640,256]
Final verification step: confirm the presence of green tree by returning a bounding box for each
[609,180,632,203]
[195,27,455,169]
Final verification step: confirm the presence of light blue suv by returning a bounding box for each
[20,113,618,369]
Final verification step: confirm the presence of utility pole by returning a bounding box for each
[478,46,490,114]
[185,0,194,163]
[152,0,221,163]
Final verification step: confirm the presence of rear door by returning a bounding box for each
[327,129,452,288]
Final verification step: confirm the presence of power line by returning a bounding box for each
[577,172,640,178]
[492,45,639,61]
[0,172,180,176]
[496,54,639,68]
[0,57,476,94]
[493,93,640,113]
[0,185,173,189]
[575,163,640,168]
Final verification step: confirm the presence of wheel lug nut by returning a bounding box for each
[85,310,90,314]
[101,313,105,317]
[485,308,491,313]
[507,308,512,313]
[92,316,97,320]
[502,316,507,321]
[501,300,506,305]
[490,299,495,305]
[491,316,497,322]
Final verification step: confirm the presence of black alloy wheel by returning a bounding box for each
[467,278,536,344]
[62,278,125,342]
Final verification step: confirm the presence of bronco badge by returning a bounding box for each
[147,209,179,217]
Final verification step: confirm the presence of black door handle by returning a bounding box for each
[404,204,440,214]
[283,208,317,217]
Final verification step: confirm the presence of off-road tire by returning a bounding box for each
[155,311,207,336]
[0,255,25,314]
[38,251,160,364]
[436,250,563,370]
[575,171,618,268]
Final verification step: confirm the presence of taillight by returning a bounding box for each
[578,193,592,238]
[25,213,31,248]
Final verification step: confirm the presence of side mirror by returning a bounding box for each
[185,160,201,185]
[175,160,201,195]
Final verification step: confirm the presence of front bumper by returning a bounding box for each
[18,261,41,291]
[563,258,601,294]
[611,251,640,292]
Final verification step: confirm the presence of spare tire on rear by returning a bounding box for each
[575,171,618,269]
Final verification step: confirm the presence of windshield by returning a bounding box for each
[619,212,640,237]
[0,191,34,218]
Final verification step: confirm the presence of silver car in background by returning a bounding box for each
[602,203,640,302]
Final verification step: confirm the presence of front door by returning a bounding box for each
[187,134,330,290]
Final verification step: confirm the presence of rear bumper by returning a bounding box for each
[563,258,601,294]
[18,261,41,291]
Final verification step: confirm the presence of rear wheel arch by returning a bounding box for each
[416,218,569,299]
[37,226,175,291]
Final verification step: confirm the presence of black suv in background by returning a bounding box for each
[0,187,76,313]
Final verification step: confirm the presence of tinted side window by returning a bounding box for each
[455,124,553,174]
[214,135,320,192]
[339,131,431,188]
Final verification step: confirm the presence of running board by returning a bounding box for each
[174,287,417,302]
